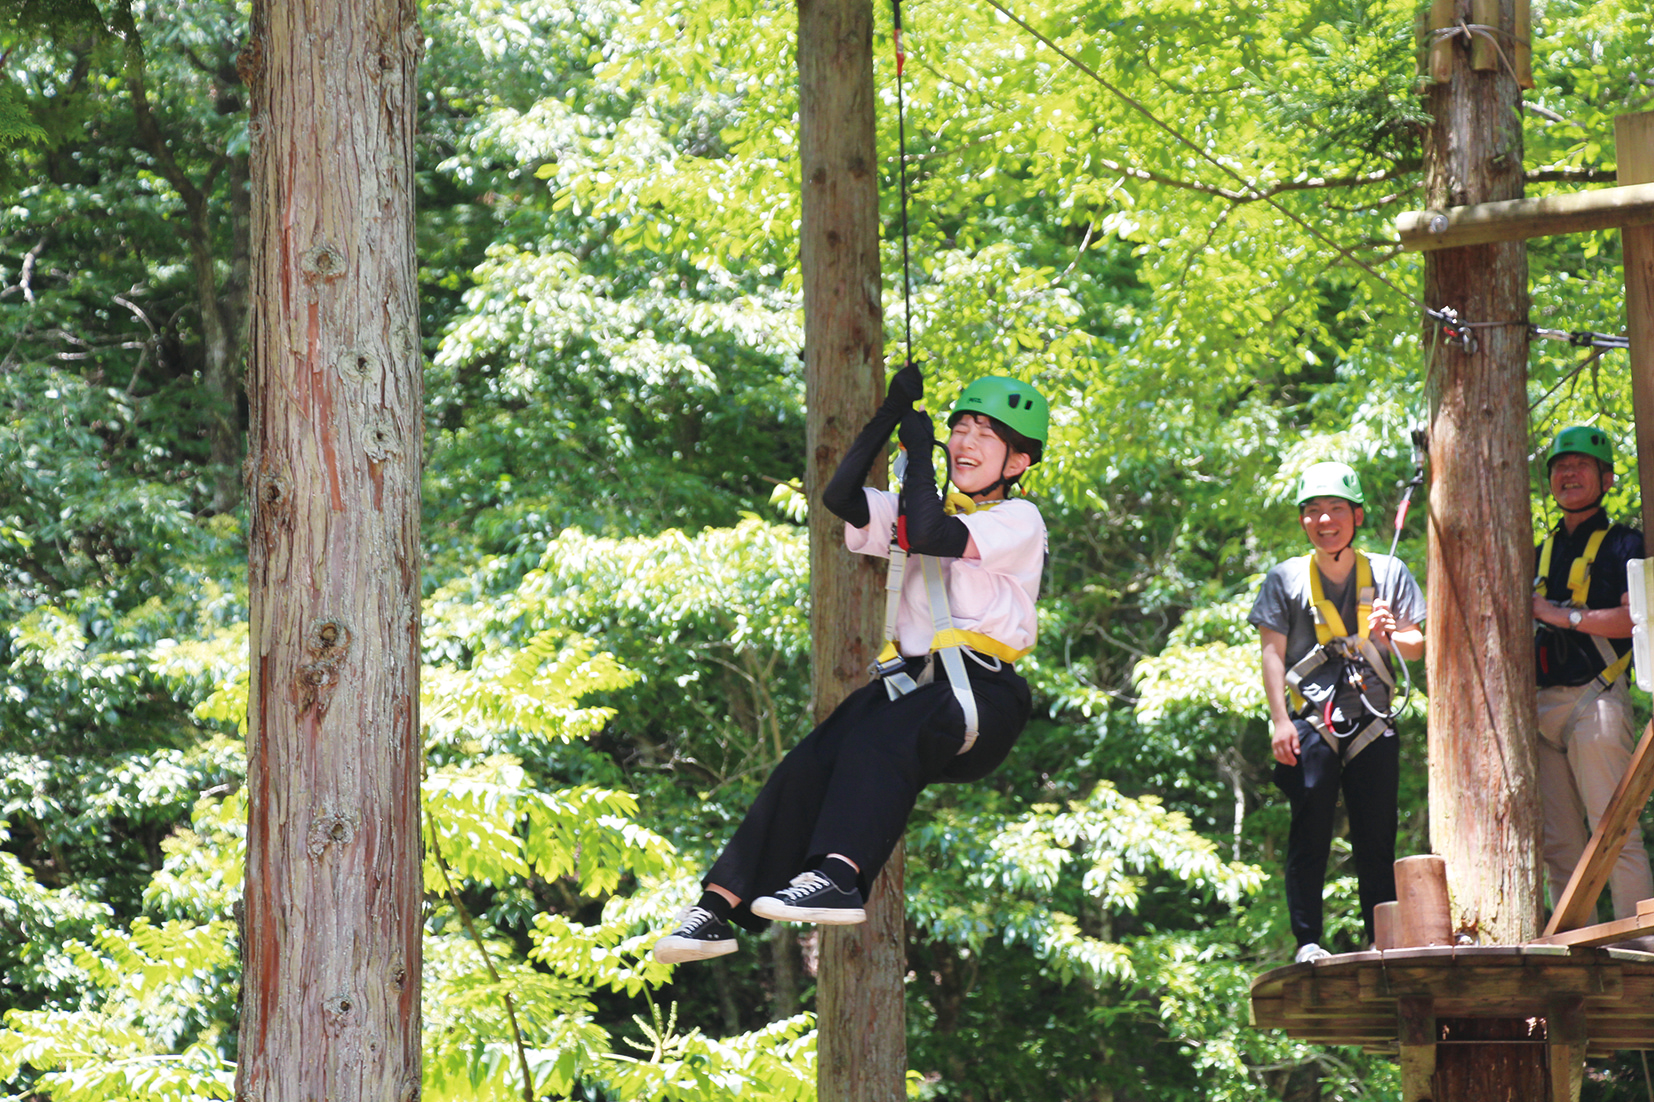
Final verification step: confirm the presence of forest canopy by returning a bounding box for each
[0,0,1651,1098]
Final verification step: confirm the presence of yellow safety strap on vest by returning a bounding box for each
[1536,524,1634,697]
[1288,551,1377,715]
[1537,528,1610,606]
[876,630,1030,666]
[1305,551,1374,645]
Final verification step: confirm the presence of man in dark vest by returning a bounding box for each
[1533,426,1653,921]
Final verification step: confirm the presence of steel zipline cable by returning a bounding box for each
[975,0,1424,310]
[976,0,1632,356]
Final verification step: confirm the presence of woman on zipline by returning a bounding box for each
[655,364,1049,961]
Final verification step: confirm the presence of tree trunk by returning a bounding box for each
[1423,0,1545,1093]
[235,1,424,1100]
[1423,0,1542,948]
[118,21,247,513]
[796,0,904,1096]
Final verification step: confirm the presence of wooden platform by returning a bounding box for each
[1251,944,1654,1059]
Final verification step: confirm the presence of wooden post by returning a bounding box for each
[235,0,424,1100]
[1620,112,1654,538]
[1547,997,1587,1102]
[1398,995,1438,1102]
[1433,1019,1548,1098]
[797,0,905,1098]
[1513,0,1532,89]
[1396,854,1454,946]
[1424,0,1544,949]
[1375,901,1401,949]
[1429,0,1456,85]
[1469,0,1499,71]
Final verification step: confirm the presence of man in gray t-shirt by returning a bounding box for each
[1248,462,1425,963]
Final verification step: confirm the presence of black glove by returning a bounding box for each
[897,407,936,459]
[820,369,929,528]
[886,361,923,409]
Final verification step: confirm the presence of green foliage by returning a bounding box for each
[0,919,239,1102]
[6,0,1652,1097]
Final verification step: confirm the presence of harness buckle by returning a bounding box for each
[869,654,910,680]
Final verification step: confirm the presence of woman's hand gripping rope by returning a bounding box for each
[887,361,923,409]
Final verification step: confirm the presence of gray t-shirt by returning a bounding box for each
[1248,552,1426,726]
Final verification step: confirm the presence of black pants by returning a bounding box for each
[706,655,1032,932]
[1272,719,1399,948]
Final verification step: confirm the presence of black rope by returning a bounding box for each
[892,0,914,370]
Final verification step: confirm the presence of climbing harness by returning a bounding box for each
[1535,524,1635,748]
[1283,550,1397,762]
[1285,440,1427,762]
[869,441,1033,755]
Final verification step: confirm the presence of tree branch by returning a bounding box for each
[111,4,206,213]
[1524,166,1617,183]
[1095,155,1421,202]
[426,805,537,1102]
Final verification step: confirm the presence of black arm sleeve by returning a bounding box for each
[898,415,970,558]
[821,399,907,527]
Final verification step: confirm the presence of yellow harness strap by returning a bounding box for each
[1601,648,1634,687]
[1305,551,1374,645]
[1536,525,1631,694]
[931,629,1033,662]
[1537,528,1609,606]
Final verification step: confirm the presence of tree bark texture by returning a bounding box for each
[796,0,905,1097]
[235,2,424,1101]
[1422,0,1544,946]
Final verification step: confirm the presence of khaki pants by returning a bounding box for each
[1538,680,1654,919]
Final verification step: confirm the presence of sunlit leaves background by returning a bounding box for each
[1,0,1651,1097]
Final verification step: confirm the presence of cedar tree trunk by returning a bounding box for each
[235,0,424,1100]
[797,0,905,1097]
[1423,0,1545,1092]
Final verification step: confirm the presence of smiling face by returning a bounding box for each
[1549,452,1612,514]
[947,413,1031,498]
[1299,495,1362,556]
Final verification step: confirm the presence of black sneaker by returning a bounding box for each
[750,870,867,924]
[653,906,738,963]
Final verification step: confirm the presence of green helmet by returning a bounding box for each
[1546,425,1613,470]
[1295,461,1365,508]
[949,376,1049,462]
